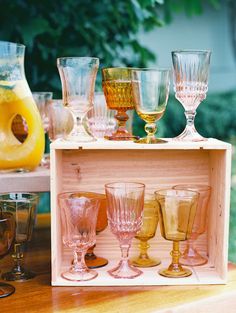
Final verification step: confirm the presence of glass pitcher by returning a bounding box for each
[0,41,45,172]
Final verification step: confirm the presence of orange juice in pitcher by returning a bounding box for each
[0,41,44,172]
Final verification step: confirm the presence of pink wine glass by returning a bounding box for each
[173,184,211,266]
[105,182,145,279]
[172,50,211,141]
[58,192,100,281]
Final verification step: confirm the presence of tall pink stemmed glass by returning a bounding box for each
[172,50,211,141]
[58,192,100,281]
[173,184,211,266]
[105,182,145,279]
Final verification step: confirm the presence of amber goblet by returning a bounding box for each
[173,184,211,266]
[102,67,138,141]
[131,194,160,267]
[0,193,38,281]
[155,189,198,278]
[0,209,15,298]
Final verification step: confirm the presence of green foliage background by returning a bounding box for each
[0,0,219,95]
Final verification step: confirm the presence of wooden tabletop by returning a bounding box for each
[1,216,236,313]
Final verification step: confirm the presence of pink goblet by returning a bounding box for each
[105,182,145,279]
[58,192,100,281]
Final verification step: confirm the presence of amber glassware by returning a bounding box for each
[131,194,160,267]
[0,193,38,281]
[173,184,211,266]
[0,208,15,297]
[155,189,198,278]
[131,69,170,144]
[105,182,145,279]
[102,67,137,141]
[71,192,108,269]
[58,192,100,281]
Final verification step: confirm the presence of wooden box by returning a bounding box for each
[50,139,231,286]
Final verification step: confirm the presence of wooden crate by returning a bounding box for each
[50,138,231,286]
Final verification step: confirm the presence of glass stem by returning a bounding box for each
[115,111,129,132]
[138,240,150,260]
[73,249,87,272]
[169,241,182,271]
[71,111,86,136]
[186,238,196,257]
[12,243,24,274]
[85,244,96,260]
[185,110,196,128]
[145,122,157,141]
[120,243,130,264]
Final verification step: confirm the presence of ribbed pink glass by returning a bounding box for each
[173,184,211,266]
[58,192,100,281]
[172,50,211,141]
[105,182,145,278]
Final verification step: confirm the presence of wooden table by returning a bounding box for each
[1,217,236,313]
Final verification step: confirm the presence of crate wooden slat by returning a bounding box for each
[50,138,231,286]
[0,166,50,192]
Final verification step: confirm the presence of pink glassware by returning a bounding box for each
[58,192,100,281]
[173,184,211,266]
[105,182,145,279]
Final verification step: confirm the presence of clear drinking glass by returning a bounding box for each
[33,92,53,168]
[57,57,99,142]
[47,99,73,141]
[102,68,138,141]
[173,184,211,266]
[0,208,15,297]
[85,92,117,139]
[0,193,39,281]
[131,194,160,268]
[58,192,100,281]
[131,69,170,144]
[155,189,198,278]
[105,182,145,278]
[172,50,211,141]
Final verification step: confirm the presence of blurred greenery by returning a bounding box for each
[0,0,219,95]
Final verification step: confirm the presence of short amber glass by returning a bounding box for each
[102,67,137,141]
[173,184,211,266]
[131,194,160,267]
[155,189,199,278]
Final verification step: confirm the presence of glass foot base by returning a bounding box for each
[2,270,35,281]
[104,134,139,141]
[174,126,207,142]
[108,260,143,279]
[62,268,98,281]
[131,257,161,268]
[180,253,208,267]
[0,283,15,298]
[85,256,108,269]
[159,267,192,278]
[134,137,167,144]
